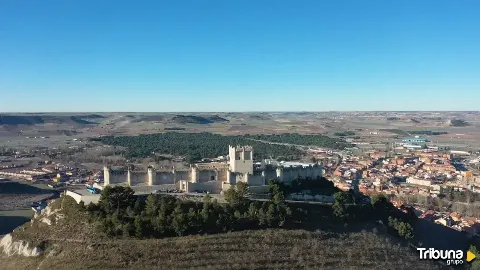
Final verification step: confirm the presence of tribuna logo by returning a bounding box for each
[417,248,465,265]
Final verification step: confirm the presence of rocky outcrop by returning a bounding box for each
[0,234,42,257]
[0,200,64,257]
[38,201,63,226]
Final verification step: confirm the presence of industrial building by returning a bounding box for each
[402,137,428,143]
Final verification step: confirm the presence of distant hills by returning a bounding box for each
[0,114,230,126]
[0,115,98,126]
[170,114,229,124]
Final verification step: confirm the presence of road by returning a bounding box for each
[245,138,346,158]
[246,138,326,151]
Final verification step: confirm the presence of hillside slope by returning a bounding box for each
[0,115,99,126]
[1,196,441,270]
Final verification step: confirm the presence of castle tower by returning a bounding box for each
[127,167,132,186]
[103,166,110,186]
[228,145,253,175]
[191,166,199,183]
[276,167,284,183]
[147,166,156,186]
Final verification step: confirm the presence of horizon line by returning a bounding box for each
[1,110,480,114]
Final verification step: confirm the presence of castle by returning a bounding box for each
[103,145,323,194]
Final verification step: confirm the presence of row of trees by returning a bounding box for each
[84,180,416,241]
[439,187,480,203]
[93,132,352,161]
[388,217,414,239]
[84,185,304,238]
[396,192,480,218]
[329,191,415,240]
[93,132,304,161]
[408,131,448,136]
[248,133,352,150]
[333,131,356,137]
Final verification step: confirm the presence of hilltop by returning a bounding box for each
[0,194,442,270]
[0,114,100,126]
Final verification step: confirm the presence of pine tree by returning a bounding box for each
[172,204,188,236]
[267,203,278,226]
[145,194,158,216]
[134,215,144,237]
[134,198,143,214]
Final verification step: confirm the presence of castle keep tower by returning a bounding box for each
[228,145,253,175]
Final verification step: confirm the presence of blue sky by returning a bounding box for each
[1,0,479,112]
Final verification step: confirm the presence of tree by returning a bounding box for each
[145,194,158,216]
[388,216,414,239]
[133,198,143,214]
[126,206,135,218]
[153,203,169,235]
[266,203,278,226]
[171,204,188,236]
[122,222,133,237]
[224,186,238,204]
[333,201,348,220]
[268,180,286,205]
[334,192,353,205]
[203,194,212,203]
[332,191,353,221]
[99,186,136,214]
[257,207,267,226]
[236,182,249,199]
[371,193,390,219]
[248,202,258,220]
[78,201,85,210]
[187,208,201,233]
[134,215,144,237]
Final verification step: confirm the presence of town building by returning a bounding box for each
[406,177,433,187]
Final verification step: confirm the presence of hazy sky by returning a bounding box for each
[1,1,479,112]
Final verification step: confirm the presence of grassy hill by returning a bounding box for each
[0,196,442,270]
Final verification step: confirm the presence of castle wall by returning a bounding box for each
[198,170,216,183]
[110,172,127,185]
[264,170,277,182]
[227,172,235,184]
[65,190,100,205]
[174,170,190,181]
[185,181,222,193]
[129,172,147,185]
[155,172,175,185]
[248,185,269,194]
[217,170,228,182]
[235,173,247,184]
[150,183,179,192]
[221,182,233,193]
[248,174,264,186]
[278,165,324,184]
